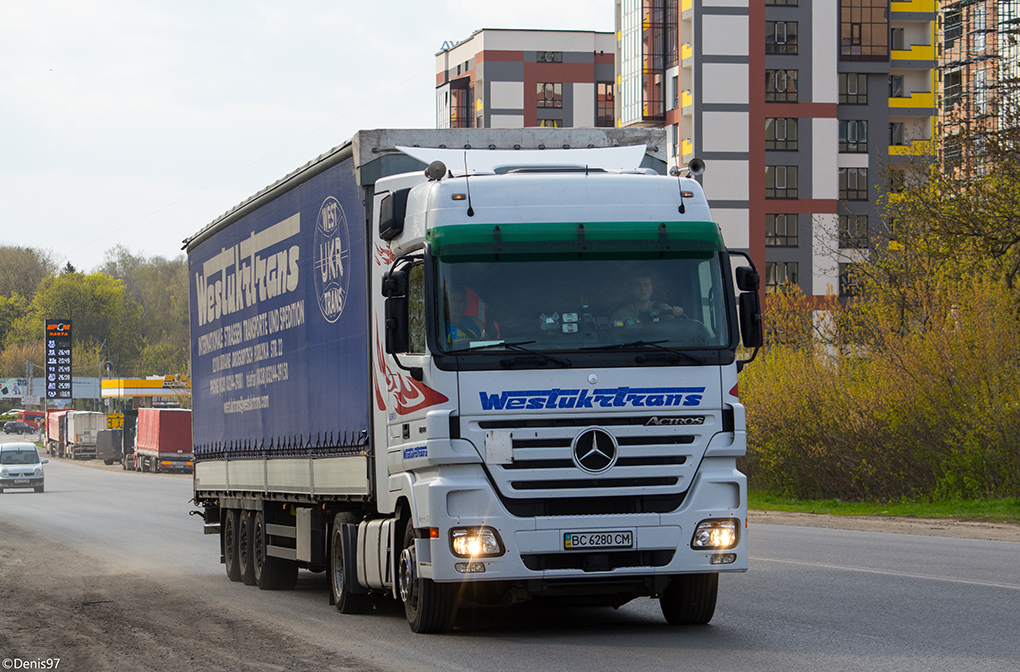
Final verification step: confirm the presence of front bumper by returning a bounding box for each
[1,476,44,489]
[413,456,747,584]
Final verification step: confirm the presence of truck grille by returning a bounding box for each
[476,415,711,503]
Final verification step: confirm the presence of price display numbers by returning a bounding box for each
[45,320,73,400]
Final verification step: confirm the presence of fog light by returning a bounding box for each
[710,553,737,565]
[450,527,504,558]
[455,562,486,573]
[691,519,739,550]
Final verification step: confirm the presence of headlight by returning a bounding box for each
[34,467,42,475]
[450,527,504,558]
[691,519,739,550]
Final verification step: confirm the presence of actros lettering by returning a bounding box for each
[478,386,706,410]
[195,214,301,327]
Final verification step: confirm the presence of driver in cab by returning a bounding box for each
[612,275,683,326]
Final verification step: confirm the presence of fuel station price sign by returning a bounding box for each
[45,320,72,399]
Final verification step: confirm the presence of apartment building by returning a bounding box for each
[940,0,1020,168]
[435,29,616,129]
[614,0,938,299]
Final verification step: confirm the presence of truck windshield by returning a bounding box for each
[430,221,732,354]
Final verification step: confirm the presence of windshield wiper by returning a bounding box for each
[455,340,571,368]
[588,340,703,365]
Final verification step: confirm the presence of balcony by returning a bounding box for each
[891,44,935,62]
[888,139,934,156]
[888,91,935,109]
[890,0,935,13]
[682,89,693,110]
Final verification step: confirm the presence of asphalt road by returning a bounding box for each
[2,443,1019,671]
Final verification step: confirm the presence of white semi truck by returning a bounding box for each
[187,129,762,633]
[64,410,106,460]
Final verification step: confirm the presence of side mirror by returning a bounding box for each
[385,296,409,354]
[381,269,408,298]
[739,292,764,349]
[736,266,759,293]
[379,188,411,241]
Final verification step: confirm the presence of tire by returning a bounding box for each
[237,511,257,586]
[659,573,718,625]
[330,512,372,614]
[104,459,114,465]
[399,521,455,633]
[34,485,44,493]
[223,509,242,582]
[253,510,297,591]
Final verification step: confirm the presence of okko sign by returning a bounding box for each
[45,320,72,399]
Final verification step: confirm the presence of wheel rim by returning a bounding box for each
[332,528,345,596]
[399,546,417,606]
[253,515,265,576]
[238,515,249,570]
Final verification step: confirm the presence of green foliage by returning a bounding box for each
[748,493,1020,525]
[0,246,57,301]
[0,294,29,349]
[7,270,144,375]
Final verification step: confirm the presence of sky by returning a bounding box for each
[0,0,613,272]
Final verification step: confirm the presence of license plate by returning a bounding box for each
[14,479,30,485]
[563,530,633,550]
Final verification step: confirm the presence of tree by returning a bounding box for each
[0,294,29,349]
[0,246,58,301]
[6,272,143,375]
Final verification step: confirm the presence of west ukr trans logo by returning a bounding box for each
[314,196,351,323]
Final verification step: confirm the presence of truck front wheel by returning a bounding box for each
[659,573,718,625]
[330,512,371,614]
[399,522,455,633]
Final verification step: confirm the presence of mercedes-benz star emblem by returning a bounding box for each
[571,428,618,473]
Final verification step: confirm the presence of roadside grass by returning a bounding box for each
[749,493,1020,525]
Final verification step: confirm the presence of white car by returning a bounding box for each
[0,442,47,493]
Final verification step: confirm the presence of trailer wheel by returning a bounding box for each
[237,511,256,586]
[399,522,455,633]
[253,510,297,591]
[223,509,242,582]
[330,512,372,614]
[659,573,718,625]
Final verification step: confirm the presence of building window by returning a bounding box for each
[671,75,679,110]
[765,262,799,294]
[766,214,798,247]
[839,120,868,153]
[839,73,868,104]
[766,69,798,102]
[889,75,905,98]
[840,0,889,61]
[889,122,905,146]
[839,168,869,201]
[891,27,905,51]
[537,83,563,108]
[944,8,962,49]
[596,82,615,127]
[975,70,988,115]
[765,118,798,151]
[671,123,679,157]
[538,119,563,128]
[766,21,798,54]
[536,51,562,63]
[766,166,798,199]
[839,215,869,248]
[974,5,987,50]
[839,263,860,297]
[944,70,963,107]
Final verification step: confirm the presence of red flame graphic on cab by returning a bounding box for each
[374,334,448,414]
[375,243,396,268]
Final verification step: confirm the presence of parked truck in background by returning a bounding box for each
[95,429,123,465]
[187,128,763,633]
[63,411,106,460]
[45,409,69,457]
[134,408,193,473]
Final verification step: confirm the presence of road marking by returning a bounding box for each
[753,556,1020,591]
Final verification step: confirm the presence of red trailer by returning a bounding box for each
[134,408,193,474]
[45,409,70,457]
